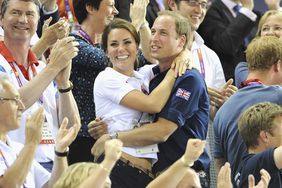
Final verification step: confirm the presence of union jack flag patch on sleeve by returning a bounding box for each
[175,88,191,101]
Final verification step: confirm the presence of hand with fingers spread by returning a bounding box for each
[41,17,70,48]
[88,118,108,140]
[25,107,45,146]
[208,78,238,108]
[48,36,79,72]
[217,162,232,188]
[130,0,149,31]
[248,169,271,188]
[182,139,206,166]
[208,87,227,108]
[55,115,80,153]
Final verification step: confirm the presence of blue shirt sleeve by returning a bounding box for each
[158,70,209,127]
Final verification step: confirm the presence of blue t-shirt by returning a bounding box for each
[214,84,282,184]
[235,148,282,188]
[150,67,210,173]
[234,62,248,88]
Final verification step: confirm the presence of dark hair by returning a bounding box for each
[102,18,140,69]
[102,18,140,52]
[1,0,40,16]
[73,0,103,24]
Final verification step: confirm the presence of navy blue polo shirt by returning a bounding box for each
[149,66,210,173]
[235,148,282,188]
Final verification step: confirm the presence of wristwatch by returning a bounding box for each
[109,132,118,139]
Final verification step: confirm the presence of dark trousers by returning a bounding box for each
[67,136,95,165]
[110,160,153,188]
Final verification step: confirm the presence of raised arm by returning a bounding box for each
[79,139,123,188]
[130,0,157,64]
[45,116,80,188]
[19,37,79,109]
[0,108,44,188]
[147,139,205,188]
[55,61,80,127]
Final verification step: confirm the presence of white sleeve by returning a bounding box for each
[211,52,226,89]
[94,72,136,104]
[137,64,155,81]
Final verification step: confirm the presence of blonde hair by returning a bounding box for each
[53,162,104,188]
[256,10,282,36]
[246,36,282,71]
[238,102,282,149]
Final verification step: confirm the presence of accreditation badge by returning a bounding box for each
[40,120,55,144]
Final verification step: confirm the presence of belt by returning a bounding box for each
[119,157,155,179]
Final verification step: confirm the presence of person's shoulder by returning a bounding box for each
[96,68,125,83]
[182,68,205,82]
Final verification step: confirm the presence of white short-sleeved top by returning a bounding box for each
[94,65,158,160]
[0,137,50,188]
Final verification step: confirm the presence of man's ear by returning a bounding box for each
[168,0,178,11]
[259,131,269,144]
[178,34,187,49]
[273,59,282,73]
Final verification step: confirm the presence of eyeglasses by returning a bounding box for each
[181,0,208,9]
[0,96,21,105]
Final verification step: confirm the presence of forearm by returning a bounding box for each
[19,66,59,109]
[118,119,176,147]
[0,144,37,187]
[31,37,50,58]
[147,73,175,112]
[58,91,80,127]
[146,158,188,188]
[139,23,157,64]
[47,156,68,188]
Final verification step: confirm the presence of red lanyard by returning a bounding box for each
[9,62,43,104]
[9,62,37,87]
[239,79,263,89]
[197,49,205,78]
